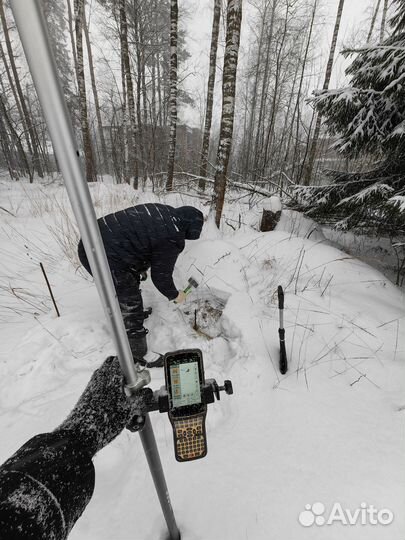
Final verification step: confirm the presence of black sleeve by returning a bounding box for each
[150,239,182,300]
[0,431,95,540]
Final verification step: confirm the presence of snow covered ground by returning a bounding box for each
[322,226,404,288]
[0,179,404,540]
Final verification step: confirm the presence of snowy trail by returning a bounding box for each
[0,182,404,539]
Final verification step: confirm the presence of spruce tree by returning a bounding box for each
[293,0,405,235]
[41,0,75,105]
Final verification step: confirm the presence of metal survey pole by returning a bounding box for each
[10,1,180,538]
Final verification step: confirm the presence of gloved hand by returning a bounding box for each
[56,357,143,455]
[174,290,187,304]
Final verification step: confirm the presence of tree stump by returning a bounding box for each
[260,196,282,232]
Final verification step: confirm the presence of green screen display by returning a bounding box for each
[170,361,201,408]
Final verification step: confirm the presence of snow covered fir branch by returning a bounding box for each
[292,0,405,236]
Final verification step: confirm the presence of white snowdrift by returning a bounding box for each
[0,181,404,540]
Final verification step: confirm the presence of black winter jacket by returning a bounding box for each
[0,432,94,540]
[0,356,139,540]
[78,203,203,301]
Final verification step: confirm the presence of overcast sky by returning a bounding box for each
[179,0,377,126]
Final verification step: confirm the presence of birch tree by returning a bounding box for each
[83,8,110,175]
[240,0,269,180]
[380,0,388,42]
[260,0,293,177]
[67,0,78,84]
[280,0,318,182]
[253,0,277,180]
[367,0,381,43]
[235,0,323,185]
[74,0,97,182]
[132,0,146,181]
[303,0,345,185]
[166,0,178,191]
[199,0,221,191]
[119,0,138,187]
[212,0,243,227]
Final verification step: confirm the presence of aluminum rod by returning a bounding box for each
[9,2,180,539]
[9,0,143,391]
[140,415,181,540]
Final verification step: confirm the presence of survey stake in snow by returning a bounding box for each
[277,285,288,374]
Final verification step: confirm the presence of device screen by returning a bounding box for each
[165,350,205,416]
[170,361,201,408]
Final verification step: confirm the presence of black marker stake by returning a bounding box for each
[278,286,288,374]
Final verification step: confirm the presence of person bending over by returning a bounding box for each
[78,203,203,364]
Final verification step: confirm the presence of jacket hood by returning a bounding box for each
[175,206,204,240]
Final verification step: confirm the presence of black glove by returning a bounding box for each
[56,357,143,455]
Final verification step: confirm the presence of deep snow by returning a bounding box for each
[0,179,404,540]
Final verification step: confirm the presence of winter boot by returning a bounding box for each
[128,329,148,365]
[143,353,164,368]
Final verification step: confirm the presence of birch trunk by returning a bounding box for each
[74,0,97,182]
[166,0,178,191]
[83,12,109,175]
[140,40,148,130]
[156,52,163,127]
[119,0,139,188]
[273,43,302,180]
[243,3,267,179]
[67,0,78,85]
[282,0,317,181]
[120,49,129,184]
[212,0,243,227]
[151,52,157,123]
[380,0,388,43]
[199,0,221,191]
[261,1,290,175]
[133,0,146,181]
[367,0,381,42]
[303,0,345,186]
[253,0,276,183]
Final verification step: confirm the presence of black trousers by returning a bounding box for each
[78,248,145,337]
[111,268,145,336]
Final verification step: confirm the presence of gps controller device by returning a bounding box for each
[127,348,233,463]
[164,349,207,461]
